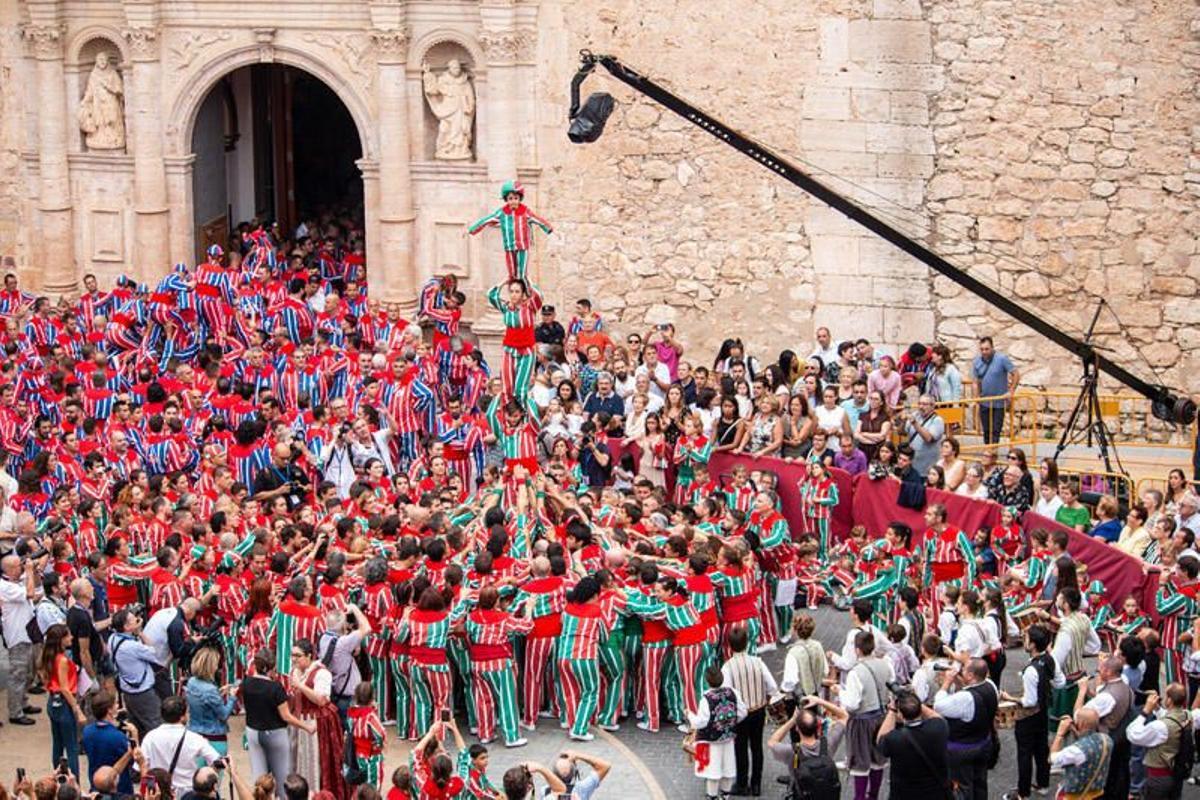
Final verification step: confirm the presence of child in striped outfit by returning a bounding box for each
[348,680,387,790]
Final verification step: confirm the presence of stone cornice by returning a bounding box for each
[22,23,65,61]
[370,27,410,65]
[122,26,160,62]
[478,27,535,64]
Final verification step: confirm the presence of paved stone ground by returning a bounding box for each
[0,607,1061,798]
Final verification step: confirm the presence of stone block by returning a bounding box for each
[804,150,879,177]
[872,0,924,19]
[799,120,868,153]
[804,205,865,237]
[810,235,861,275]
[865,123,935,155]
[814,303,882,342]
[1165,298,1200,325]
[883,306,935,342]
[978,217,1020,241]
[848,20,932,63]
[802,86,852,120]
[818,18,849,64]
[875,153,935,178]
[874,274,930,307]
[851,89,891,122]
[815,273,867,305]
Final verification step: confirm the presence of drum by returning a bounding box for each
[996,700,1035,729]
[1012,607,1040,635]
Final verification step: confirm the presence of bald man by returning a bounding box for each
[933,658,999,800]
[1050,708,1113,796]
[0,552,41,723]
[251,442,310,510]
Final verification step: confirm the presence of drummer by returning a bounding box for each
[999,624,1064,800]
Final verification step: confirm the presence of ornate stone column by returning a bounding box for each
[22,23,76,294]
[123,26,170,279]
[370,27,417,314]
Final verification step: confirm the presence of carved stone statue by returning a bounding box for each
[78,52,125,151]
[422,59,475,161]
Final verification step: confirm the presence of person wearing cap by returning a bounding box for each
[466,180,553,281]
[1085,580,1118,649]
[534,304,564,346]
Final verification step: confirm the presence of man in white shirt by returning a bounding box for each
[0,553,42,724]
[1175,493,1200,534]
[933,659,1000,800]
[1048,708,1112,792]
[828,599,892,676]
[141,695,220,795]
[810,326,840,367]
[1126,683,1200,799]
[721,626,778,796]
[634,346,671,400]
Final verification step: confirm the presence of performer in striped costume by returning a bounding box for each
[749,491,798,646]
[921,503,976,623]
[486,279,542,403]
[556,576,607,741]
[361,561,394,723]
[673,416,712,505]
[348,681,387,790]
[709,544,761,658]
[464,586,533,747]
[656,579,707,724]
[399,587,454,738]
[797,458,839,562]
[511,559,566,729]
[268,577,324,677]
[625,566,673,732]
[467,180,553,281]
[1155,559,1199,685]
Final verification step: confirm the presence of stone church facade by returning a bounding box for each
[0,0,1197,390]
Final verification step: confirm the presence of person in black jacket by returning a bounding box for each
[877,691,950,798]
[1000,624,1064,800]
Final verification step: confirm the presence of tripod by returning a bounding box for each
[1052,302,1128,487]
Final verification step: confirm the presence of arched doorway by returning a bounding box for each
[189,64,364,259]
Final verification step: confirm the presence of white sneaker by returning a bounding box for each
[757,642,777,654]
[834,760,847,771]
[636,720,657,732]
[559,720,569,729]
[519,722,536,732]
[539,711,556,719]
[569,732,594,742]
[778,633,793,645]
[600,723,621,732]
[677,723,692,733]
[505,738,528,748]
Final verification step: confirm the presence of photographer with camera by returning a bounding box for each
[253,444,311,512]
[768,697,846,800]
[876,689,950,798]
[81,690,139,795]
[107,607,164,733]
[499,761,565,800]
[548,750,611,800]
[1,551,44,725]
[144,596,212,694]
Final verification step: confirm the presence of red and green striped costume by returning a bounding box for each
[798,475,839,561]
[556,602,608,738]
[348,703,386,789]
[709,565,761,657]
[660,595,707,720]
[1156,578,1198,684]
[512,576,566,728]
[486,284,542,403]
[361,582,394,722]
[464,607,533,745]
[749,509,797,642]
[673,435,712,505]
[923,525,976,621]
[468,203,552,281]
[398,608,452,738]
[268,598,324,676]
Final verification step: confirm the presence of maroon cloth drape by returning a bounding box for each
[708,453,854,540]
[851,476,1002,546]
[1021,510,1161,620]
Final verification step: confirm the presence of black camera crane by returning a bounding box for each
[567,51,1196,468]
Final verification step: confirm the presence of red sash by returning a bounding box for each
[719,592,758,622]
[150,292,175,305]
[468,643,511,661]
[504,457,539,475]
[931,561,966,582]
[408,645,449,666]
[502,325,535,349]
[195,284,221,299]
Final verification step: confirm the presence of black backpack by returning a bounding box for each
[789,737,841,800]
[1166,715,1195,783]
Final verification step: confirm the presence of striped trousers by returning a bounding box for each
[471,658,521,744]
[447,638,477,730]
[355,753,382,790]
[638,642,670,731]
[366,652,392,724]
[811,517,831,562]
[504,249,529,281]
[390,656,414,739]
[720,618,761,660]
[521,636,558,728]
[758,580,779,647]
[501,349,535,404]
[666,642,706,721]
[558,657,601,738]
[597,643,626,728]
[394,432,420,472]
[622,630,643,717]
[408,662,452,738]
[768,574,794,641]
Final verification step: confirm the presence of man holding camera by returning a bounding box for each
[0,552,43,725]
[144,595,211,694]
[546,750,611,800]
[876,690,949,796]
[253,443,311,511]
[108,607,165,733]
[81,690,139,794]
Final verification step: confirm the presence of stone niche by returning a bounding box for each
[70,35,127,155]
[419,40,478,163]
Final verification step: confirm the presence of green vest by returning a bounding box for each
[1059,732,1112,795]
[1143,709,1191,770]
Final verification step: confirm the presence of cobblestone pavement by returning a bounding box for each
[1,606,1054,799]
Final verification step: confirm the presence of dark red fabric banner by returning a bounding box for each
[850,476,1003,546]
[708,453,853,540]
[1021,510,1161,621]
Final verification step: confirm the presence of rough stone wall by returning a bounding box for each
[923,0,1200,393]
[536,0,1200,396]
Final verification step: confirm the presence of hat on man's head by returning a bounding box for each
[500,179,524,199]
[541,305,555,315]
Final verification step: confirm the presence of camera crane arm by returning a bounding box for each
[569,51,1195,425]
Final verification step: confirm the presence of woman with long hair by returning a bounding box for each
[853,390,892,462]
[926,465,946,491]
[713,396,745,453]
[241,648,313,798]
[662,383,688,448]
[637,412,669,488]
[40,623,84,777]
[243,577,276,666]
[289,639,347,799]
[813,385,851,448]
[1166,468,1189,513]
[924,343,963,402]
[780,394,814,461]
[185,646,237,756]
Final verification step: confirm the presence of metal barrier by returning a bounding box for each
[934,392,1040,455]
[1056,466,1135,507]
